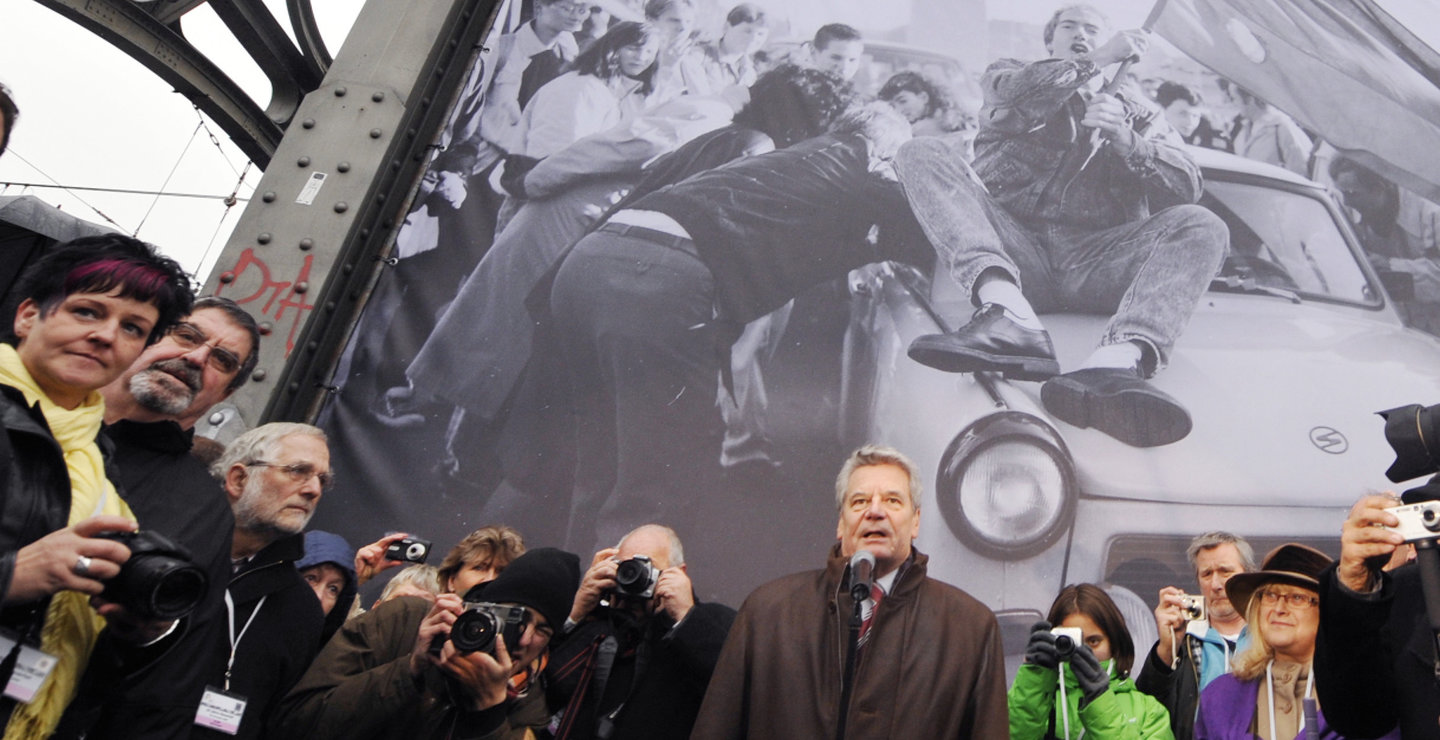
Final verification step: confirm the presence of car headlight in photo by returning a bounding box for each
[936,412,1078,559]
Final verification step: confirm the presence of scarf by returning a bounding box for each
[1254,660,1311,740]
[0,344,136,739]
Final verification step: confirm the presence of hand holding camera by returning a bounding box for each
[1338,494,1405,594]
[1023,621,1060,670]
[356,532,428,586]
[1067,641,1110,705]
[652,566,694,622]
[569,547,620,623]
[4,515,135,606]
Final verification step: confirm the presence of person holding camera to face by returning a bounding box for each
[1313,493,1440,738]
[546,524,735,740]
[274,541,578,740]
[1011,584,1171,740]
[1135,532,1255,740]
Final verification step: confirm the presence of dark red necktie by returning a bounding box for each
[859,584,885,645]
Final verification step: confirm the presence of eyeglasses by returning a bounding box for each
[248,461,335,490]
[1259,589,1318,609]
[168,322,244,374]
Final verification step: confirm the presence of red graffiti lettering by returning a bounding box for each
[214,247,316,356]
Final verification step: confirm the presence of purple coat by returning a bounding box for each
[1195,673,1401,740]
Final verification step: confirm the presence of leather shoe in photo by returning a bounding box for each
[907,304,1060,381]
[1040,367,1193,447]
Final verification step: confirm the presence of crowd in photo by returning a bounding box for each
[2,1,1440,738]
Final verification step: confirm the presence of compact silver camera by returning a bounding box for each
[1384,501,1440,541]
[1179,593,1206,622]
[1051,626,1083,659]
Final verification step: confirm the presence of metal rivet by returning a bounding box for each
[299,238,315,251]
[253,369,268,381]
[294,282,309,294]
[258,322,274,336]
[302,118,316,129]
[342,263,354,275]
[288,381,300,392]
[257,233,272,245]
[219,272,236,284]
[371,91,384,102]
[261,191,276,203]
[337,162,351,173]
[325,301,337,311]
[334,86,347,97]
[369,129,383,139]
[297,156,311,167]
[334,202,349,213]
[359,228,372,239]
[208,411,225,425]
[306,341,319,351]
[375,193,386,204]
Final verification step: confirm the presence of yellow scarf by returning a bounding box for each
[0,344,135,739]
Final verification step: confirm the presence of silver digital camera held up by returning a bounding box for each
[1383,501,1440,542]
[1051,626,1083,659]
[1179,593,1206,622]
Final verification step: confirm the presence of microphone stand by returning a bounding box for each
[835,585,864,740]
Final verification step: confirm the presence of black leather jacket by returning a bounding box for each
[0,383,77,640]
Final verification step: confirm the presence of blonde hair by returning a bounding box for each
[1229,583,1318,680]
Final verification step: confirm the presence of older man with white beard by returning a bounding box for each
[193,423,331,740]
[57,297,263,740]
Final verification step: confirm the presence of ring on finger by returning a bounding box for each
[73,555,93,577]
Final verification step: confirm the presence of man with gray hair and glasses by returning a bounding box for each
[1135,531,1256,740]
[201,422,331,739]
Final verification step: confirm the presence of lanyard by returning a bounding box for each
[223,591,266,692]
[1265,660,1314,740]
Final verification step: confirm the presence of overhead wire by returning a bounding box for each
[1,150,126,230]
[133,119,204,237]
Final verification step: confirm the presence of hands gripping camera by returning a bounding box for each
[1023,622,1109,704]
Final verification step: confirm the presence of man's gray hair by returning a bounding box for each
[617,523,685,567]
[1186,531,1256,572]
[834,444,923,511]
[211,422,327,479]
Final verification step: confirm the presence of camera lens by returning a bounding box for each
[452,609,499,654]
[406,543,426,560]
[1054,634,1076,657]
[615,560,648,592]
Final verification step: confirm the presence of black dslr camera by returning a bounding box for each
[448,602,528,655]
[94,530,208,620]
[612,555,660,599]
[384,536,431,564]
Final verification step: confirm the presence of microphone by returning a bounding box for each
[849,550,876,602]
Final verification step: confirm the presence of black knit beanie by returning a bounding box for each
[470,547,581,630]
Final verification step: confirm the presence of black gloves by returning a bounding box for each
[1023,621,1059,671]
[1069,643,1110,706]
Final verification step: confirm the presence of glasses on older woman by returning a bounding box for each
[1258,588,1318,609]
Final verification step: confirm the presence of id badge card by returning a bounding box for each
[195,686,247,735]
[3,644,56,703]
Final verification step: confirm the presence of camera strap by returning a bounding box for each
[222,592,266,692]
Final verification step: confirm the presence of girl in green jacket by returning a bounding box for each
[1010,583,1174,740]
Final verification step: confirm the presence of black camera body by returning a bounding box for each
[93,530,208,620]
[449,602,528,655]
[385,536,431,564]
[613,555,660,599]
